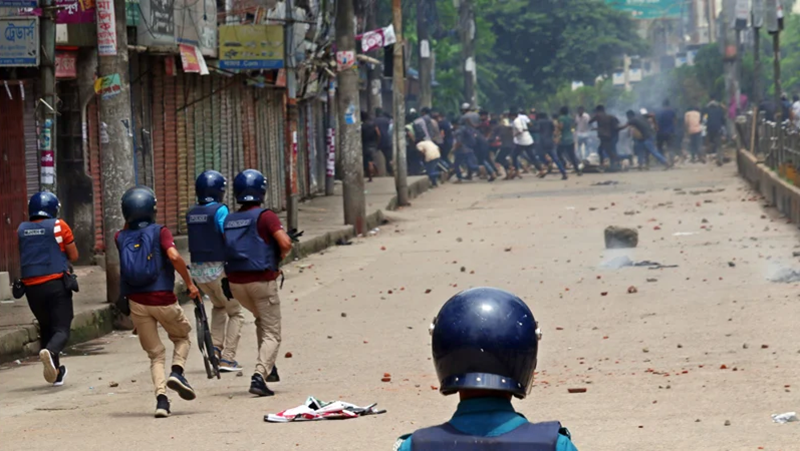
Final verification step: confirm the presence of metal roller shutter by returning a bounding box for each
[151,58,166,224]
[185,75,196,208]
[0,86,28,278]
[176,72,189,234]
[163,68,179,232]
[23,81,39,198]
[87,99,104,251]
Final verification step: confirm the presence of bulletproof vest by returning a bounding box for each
[186,203,226,263]
[117,224,175,295]
[411,421,561,451]
[17,219,69,279]
[223,208,279,273]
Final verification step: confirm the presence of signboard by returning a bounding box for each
[57,0,95,23]
[94,73,122,99]
[55,50,77,78]
[0,18,38,66]
[40,119,53,185]
[137,0,175,46]
[604,0,681,19]
[175,0,215,57]
[219,25,284,70]
[0,0,37,7]
[96,0,117,55]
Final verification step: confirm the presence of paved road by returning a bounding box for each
[2,165,800,450]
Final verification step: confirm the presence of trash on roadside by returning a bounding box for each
[264,396,386,423]
[772,412,799,424]
[592,180,619,186]
[768,268,800,283]
[604,226,638,249]
[673,232,697,236]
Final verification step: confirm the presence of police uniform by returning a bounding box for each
[394,287,579,451]
[187,170,244,372]
[17,192,75,386]
[223,169,285,397]
[118,186,197,418]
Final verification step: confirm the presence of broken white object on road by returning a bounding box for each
[772,412,799,423]
[673,232,697,236]
[265,396,385,423]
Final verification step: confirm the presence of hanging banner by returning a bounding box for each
[57,0,95,23]
[94,73,121,99]
[0,0,37,7]
[336,50,355,71]
[39,119,53,185]
[219,25,284,70]
[358,24,396,53]
[179,43,209,74]
[0,18,38,66]
[55,50,77,78]
[96,0,117,55]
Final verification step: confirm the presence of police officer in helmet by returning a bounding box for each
[187,170,245,372]
[223,169,293,397]
[117,186,199,417]
[394,287,578,450]
[17,191,79,386]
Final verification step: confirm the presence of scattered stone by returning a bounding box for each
[108,381,119,388]
[456,237,463,243]
[504,247,512,252]
[341,312,347,318]
[601,292,608,296]
[695,419,701,423]
[646,278,658,283]
[761,344,769,349]
[131,379,137,383]
[642,347,649,353]
[728,262,736,267]
[381,373,392,382]
[567,387,587,394]
[236,371,244,377]
[460,266,466,272]
[627,286,638,294]
[743,343,749,349]
[624,210,636,215]
[793,251,800,258]
[724,420,731,426]
[604,226,639,249]
[424,289,432,294]
[285,352,293,358]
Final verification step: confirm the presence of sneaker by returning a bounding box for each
[53,365,68,387]
[249,373,274,397]
[219,359,242,373]
[213,347,222,361]
[39,349,58,384]
[155,395,170,418]
[266,366,280,383]
[166,372,196,401]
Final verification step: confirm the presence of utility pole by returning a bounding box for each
[96,0,135,303]
[285,0,299,231]
[753,0,764,107]
[39,0,57,193]
[392,0,409,207]
[335,0,366,233]
[722,0,738,125]
[767,0,782,160]
[707,0,717,43]
[458,0,476,107]
[417,0,432,109]
[365,0,382,115]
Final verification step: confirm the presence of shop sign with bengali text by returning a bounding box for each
[96,0,117,55]
[219,25,284,70]
[55,50,77,78]
[56,0,95,24]
[0,18,38,66]
[604,0,680,20]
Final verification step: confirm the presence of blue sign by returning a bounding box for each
[605,0,682,19]
[218,59,284,70]
[0,0,38,6]
[0,18,39,67]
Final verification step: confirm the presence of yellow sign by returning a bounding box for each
[219,25,284,70]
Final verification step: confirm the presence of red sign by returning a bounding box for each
[55,51,77,79]
[179,44,200,73]
[96,0,117,56]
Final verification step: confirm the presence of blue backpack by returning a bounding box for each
[118,224,164,288]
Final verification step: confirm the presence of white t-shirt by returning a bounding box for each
[792,101,800,128]
[512,115,533,146]
[575,112,591,137]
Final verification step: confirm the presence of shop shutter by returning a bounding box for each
[86,99,105,251]
[176,72,189,234]
[163,68,179,232]
[23,81,39,198]
[0,86,28,278]
[151,58,166,224]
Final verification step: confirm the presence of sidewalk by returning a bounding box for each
[0,176,429,363]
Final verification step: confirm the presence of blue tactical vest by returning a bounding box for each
[411,421,561,451]
[223,208,279,273]
[17,219,69,279]
[117,224,175,296]
[186,203,226,263]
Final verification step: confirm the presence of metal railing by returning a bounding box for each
[746,112,800,184]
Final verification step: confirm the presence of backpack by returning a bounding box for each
[119,226,164,288]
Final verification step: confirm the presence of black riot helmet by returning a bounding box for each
[121,186,157,230]
[430,287,541,399]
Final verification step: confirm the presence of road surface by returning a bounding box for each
[2,165,800,450]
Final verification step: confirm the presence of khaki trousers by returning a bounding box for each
[129,301,192,396]
[197,277,244,362]
[229,280,281,379]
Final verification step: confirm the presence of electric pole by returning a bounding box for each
[392,0,409,207]
[96,0,135,303]
[39,0,57,193]
[722,0,738,125]
[458,0,476,107]
[707,0,717,43]
[753,0,764,107]
[285,0,299,231]
[417,0,432,109]
[335,0,366,233]
[767,0,782,159]
[365,0,382,115]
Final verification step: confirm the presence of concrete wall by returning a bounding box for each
[737,149,800,223]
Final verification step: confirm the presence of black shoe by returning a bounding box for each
[249,373,275,397]
[266,366,280,383]
[155,395,170,418]
[167,371,196,401]
[561,175,568,180]
[53,365,68,387]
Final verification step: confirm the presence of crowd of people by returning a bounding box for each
[361,97,733,182]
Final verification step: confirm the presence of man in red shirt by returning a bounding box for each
[117,186,200,418]
[17,192,79,386]
[223,170,293,396]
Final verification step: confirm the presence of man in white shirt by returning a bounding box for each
[792,95,800,130]
[575,106,592,159]
[510,108,544,176]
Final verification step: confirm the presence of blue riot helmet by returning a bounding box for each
[121,186,157,230]
[233,169,267,203]
[430,287,541,399]
[28,191,60,219]
[195,170,227,204]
